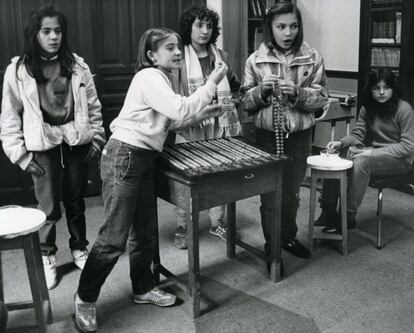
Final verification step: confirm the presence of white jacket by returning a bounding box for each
[0,54,105,170]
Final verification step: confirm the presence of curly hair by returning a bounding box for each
[179,6,220,46]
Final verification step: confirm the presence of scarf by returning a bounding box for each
[184,44,241,137]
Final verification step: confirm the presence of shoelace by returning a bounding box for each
[215,226,226,236]
[145,290,165,303]
[43,256,56,267]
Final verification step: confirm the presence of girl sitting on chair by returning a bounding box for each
[317,68,414,233]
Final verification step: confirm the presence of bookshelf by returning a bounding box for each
[358,0,414,108]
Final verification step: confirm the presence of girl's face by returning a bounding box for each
[271,13,299,51]
[37,16,62,55]
[150,34,182,73]
[190,17,213,48]
[371,79,393,103]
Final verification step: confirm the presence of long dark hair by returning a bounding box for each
[135,27,181,72]
[362,68,400,118]
[16,5,76,83]
[179,6,220,47]
[262,2,303,53]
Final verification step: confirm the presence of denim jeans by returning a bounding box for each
[78,138,159,302]
[256,128,311,245]
[321,151,412,216]
[31,142,90,255]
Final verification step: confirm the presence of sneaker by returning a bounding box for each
[281,239,311,259]
[209,223,227,241]
[42,255,57,290]
[174,227,187,250]
[72,249,89,270]
[132,287,176,307]
[322,219,357,234]
[74,293,97,332]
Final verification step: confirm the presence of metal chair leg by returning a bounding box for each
[377,188,383,249]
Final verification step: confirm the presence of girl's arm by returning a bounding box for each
[83,64,106,152]
[340,107,369,148]
[240,56,270,113]
[0,64,33,170]
[170,104,224,131]
[140,69,219,121]
[293,52,329,112]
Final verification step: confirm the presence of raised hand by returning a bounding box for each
[208,61,228,85]
[261,75,279,97]
[278,80,298,98]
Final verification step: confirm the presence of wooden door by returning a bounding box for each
[92,0,205,136]
[0,0,204,205]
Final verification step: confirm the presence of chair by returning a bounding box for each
[369,169,414,249]
[0,206,53,332]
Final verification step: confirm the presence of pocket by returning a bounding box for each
[117,150,133,180]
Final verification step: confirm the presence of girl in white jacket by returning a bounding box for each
[74,27,227,332]
[0,6,105,290]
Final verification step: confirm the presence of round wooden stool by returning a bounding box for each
[307,156,353,255]
[0,206,52,332]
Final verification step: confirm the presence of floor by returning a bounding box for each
[2,185,414,332]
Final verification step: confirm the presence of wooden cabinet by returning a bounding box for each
[358,0,414,107]
[0,0,204,205]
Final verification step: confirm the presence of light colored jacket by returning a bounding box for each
[110,67,217,152]
[242,42,329,131]
[0,54,105,170]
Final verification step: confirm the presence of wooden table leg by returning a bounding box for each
[308,171,318,254]
[339,173,348,256]
[226,202,236,259]
[186,191,201,318]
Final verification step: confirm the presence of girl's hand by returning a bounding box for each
[208,61,228,85]
[203,104,225,118]
[326,141,343,152]
[25,160,45,177]
[261,75,279,97]
[85,144,100,163]
[278,80,298,98]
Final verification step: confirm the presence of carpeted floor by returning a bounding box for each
[2,185,414,332]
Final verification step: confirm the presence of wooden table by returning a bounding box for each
[155,140,286,318]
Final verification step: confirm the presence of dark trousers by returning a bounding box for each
[32,143,90,255]
[256,128,311,245]
[78,138,159,302]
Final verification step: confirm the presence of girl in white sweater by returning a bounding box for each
[74,27,227,332]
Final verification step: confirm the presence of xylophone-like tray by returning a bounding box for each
[159,137,282,180]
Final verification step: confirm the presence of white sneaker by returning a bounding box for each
[42,255,57,290]
[72,249,89,270]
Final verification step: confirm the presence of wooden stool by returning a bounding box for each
[0,206,52,332]
[307,156,353,255]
